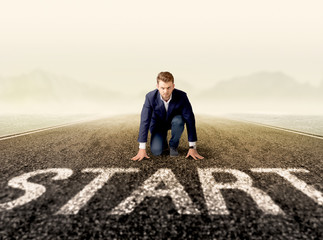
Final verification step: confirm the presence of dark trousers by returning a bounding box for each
[150,115,185,156]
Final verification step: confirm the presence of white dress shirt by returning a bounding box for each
[139,93,197,149]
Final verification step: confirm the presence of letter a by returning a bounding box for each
[110,168,200,215]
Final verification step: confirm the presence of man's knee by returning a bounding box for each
[150,146,163,156]
[171,115,184,127]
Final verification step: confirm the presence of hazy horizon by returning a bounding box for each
[1,1,322,115]
[1,69,322,115]
[1,1,323,85]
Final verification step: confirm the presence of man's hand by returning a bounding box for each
[186,148,204,160]
[131,149,150,161]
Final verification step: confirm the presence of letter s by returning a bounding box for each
[0,168,73,211]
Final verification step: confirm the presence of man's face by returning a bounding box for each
[157,81,175,101]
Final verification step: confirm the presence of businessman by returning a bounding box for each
[131,71,204,161]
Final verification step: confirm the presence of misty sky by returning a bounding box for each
[1,0,323,93]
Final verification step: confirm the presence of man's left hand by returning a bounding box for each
[185,149,204,160]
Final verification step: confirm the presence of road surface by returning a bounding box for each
[0,114,322,239]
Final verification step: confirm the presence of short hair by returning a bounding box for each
[157,71,174,84]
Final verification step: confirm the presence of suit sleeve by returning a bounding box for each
[181,93,198,142]
[137,94,153,142]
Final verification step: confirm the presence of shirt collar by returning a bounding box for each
[160,93,172,103]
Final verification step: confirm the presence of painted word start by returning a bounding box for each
[0,168,322,215]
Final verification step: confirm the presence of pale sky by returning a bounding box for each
[1,0,323,92]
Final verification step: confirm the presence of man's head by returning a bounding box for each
[156,71,175,101]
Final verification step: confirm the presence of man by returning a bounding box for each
[131,71,204,161]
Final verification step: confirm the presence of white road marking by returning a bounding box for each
[0,115,107,141]
[230,118,323,140]
[1,167,321,214]
[110,168,200,215]
[56,168,139,215]
[251,168,323,205]
[0,168,73,211]
[197,168,284,215]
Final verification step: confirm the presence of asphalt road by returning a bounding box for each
[0,114,322,239]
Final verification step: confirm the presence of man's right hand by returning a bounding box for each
[131,149,150,161]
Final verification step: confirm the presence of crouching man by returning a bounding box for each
[131,71,204,161]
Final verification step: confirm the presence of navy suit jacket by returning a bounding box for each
[138,88,197,143]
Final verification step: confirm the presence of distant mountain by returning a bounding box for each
[194,71,323,114]
[0,70,131,113]
[199,71,322,101]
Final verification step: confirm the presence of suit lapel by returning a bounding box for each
[156,91,166,118]
[166,90,176,120]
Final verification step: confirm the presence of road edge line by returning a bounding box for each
[0,116,106,141]
[227,118,323,140]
